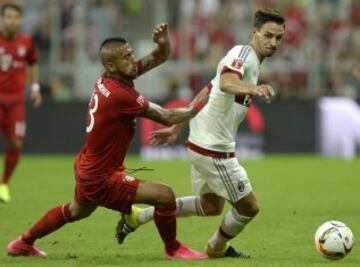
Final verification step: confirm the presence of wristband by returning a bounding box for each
[31,83,40,92]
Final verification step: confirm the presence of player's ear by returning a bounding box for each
[105,62,116,73]
[251,27,258,38]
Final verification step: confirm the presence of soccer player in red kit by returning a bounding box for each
[0,3,42,203]
[7,23,208,260]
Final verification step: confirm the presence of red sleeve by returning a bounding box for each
[117,88,149,116]
[26,37,37,65]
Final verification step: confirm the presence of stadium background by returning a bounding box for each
[0,0,359,157]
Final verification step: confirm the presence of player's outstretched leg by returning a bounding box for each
[116,195,220,244]
[7,202,96,257]
[131,181,208,259]
[206,192,259,258]
[116,205,142,244]
[154,204,207,260]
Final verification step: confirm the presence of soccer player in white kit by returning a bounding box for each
[117,9,285,258]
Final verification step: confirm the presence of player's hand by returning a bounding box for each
[150,127,178,146]
[253,84,275,103]
[31,90,42,108]
[152,23,169,46]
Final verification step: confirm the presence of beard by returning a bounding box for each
[124,70,137,79]
[119,69,137,80]
[265,48,276,57]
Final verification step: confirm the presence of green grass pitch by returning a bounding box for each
[0,155,359,267]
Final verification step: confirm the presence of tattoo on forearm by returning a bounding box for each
[142,102,194,126]
[143,103,169,125]
[139,43,170,75]
[141,56,159,73]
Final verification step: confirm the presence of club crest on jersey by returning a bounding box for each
[237,181,245,192]
[231,58,244,70]
[136,95,146,107]
[17,45,26,57]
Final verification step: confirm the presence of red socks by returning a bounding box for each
[154,205,181,253]
[22,204,74,245]
[2,148,20,184]
[22,203,181,253]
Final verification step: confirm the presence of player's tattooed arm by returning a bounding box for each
[171,84,210,132]
[149,84,211,146]
[142,102,197,126]
[137,23,170,76]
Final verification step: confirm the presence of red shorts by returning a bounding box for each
[74,168,140,214]
[0,103,26,139]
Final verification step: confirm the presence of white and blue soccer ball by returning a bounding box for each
[314,220,354,260]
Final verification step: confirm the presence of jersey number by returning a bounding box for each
[86,93,99,133]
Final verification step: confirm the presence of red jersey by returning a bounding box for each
[76,74,149,178]
[0,32,37,103]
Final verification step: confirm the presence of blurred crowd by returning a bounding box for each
[2,0,360,102]
[169,0,360,101]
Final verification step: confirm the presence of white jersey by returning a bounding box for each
[189,45,260,152]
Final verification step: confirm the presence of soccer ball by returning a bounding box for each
[314,220,354,260]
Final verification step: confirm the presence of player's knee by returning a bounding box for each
[155,185,175,205]
[234,198,260,218]
[246,202,260,217]
[69,204,94,221]
[70,210,92,221]
[201,203,223,216]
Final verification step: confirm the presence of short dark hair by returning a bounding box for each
[1,3,22,16]
[100,37,127,49]
[254,9,285,29]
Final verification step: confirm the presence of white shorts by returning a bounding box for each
[188,149,252,203]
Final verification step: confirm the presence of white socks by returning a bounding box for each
[137,206,154,225]
[176,196,205,217]
[137,196,204,225]
[137,197,254,251]
[208,208,253,251]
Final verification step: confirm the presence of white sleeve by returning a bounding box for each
[221,46,252,78]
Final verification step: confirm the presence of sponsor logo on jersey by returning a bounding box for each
[136,95,146,106]
[231,58,244,70]
[17,45,26,57]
